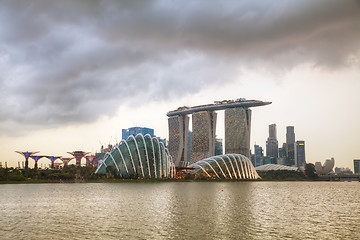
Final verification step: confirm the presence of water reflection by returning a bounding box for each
[0,182,359,239]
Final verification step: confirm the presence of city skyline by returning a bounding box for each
[0,1,359,170]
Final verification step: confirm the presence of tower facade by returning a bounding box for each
[168,115,189,167]
[254,144,264,167]
[266,123,278,158]
[296,140,306,168]
[225,108,251,158]
[191,111,217,164]
[286,126,295,166]
[354,160,360,174]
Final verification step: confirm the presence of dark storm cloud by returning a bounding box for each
[0,0,359,135]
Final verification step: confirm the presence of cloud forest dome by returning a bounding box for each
[190,154,260,179]
[96,134,176,178]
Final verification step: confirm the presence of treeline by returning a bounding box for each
[258,163,318,181]
[0,166,105,182]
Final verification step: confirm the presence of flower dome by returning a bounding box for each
[190,154,260,179]
[95,134,175,178]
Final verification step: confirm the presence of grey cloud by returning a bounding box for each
[0,0,359,135]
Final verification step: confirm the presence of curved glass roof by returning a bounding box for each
[190,154,260,179]
[96,133,175,179]
[255,164,299,172]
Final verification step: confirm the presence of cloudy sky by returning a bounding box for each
[1,0,359,169]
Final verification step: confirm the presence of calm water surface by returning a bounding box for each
[0,182,359,239]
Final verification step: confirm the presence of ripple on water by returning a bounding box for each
[0,182,359,239]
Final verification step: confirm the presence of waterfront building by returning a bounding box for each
[354,159,360,174]
[96,133,175,178]
[225,108,252,158]
[122,127,155,140]
[168,115,189,167]
[190,153,260,179]
[191,111,217,164]
[167,99,271,167]
[254,144,264,167]
[296,140,306,168]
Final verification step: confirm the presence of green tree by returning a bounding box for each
[305,163,318,180]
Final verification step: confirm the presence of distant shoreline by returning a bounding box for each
[1,179,356,184]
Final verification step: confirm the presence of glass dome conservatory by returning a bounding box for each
[95,134,176,178]
[190,154,260,179]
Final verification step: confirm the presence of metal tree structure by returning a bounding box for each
[15,151,39,169]
[67,151,90,167]
[85,155,96,167]
[30,155,45,169]
[60,157,74,167]
[45,156,62,168]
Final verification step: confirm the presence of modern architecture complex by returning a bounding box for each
[167,99,271,167]
[315,158,335,175]
[95,133,175,178]
[122,127,155,140]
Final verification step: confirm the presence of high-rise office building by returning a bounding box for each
[215,138,223,156]
[266,124,278,158]
[191,111,217,164]
[254,144,264,167]
[225,108,252,158]
[269,124,277,139]
[354,159,360,174]
[168,115,190,167]
[296,140,306,168]
[278,143,287,165]
[286,126,295,144]
[286,126,295,166]
[122,127,155,140]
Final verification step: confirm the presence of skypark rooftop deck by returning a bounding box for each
[167,99,271,117]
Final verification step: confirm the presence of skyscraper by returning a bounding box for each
[191,111,217,164]
[225,108,252,158]
[269,124,277,139]
[215,138,223,156]
[296,140,306,168]
[168,115,189,167]
[266,124,278,158]
[254,144,264,167]
[354,159,360,174]
[286,126,295,166]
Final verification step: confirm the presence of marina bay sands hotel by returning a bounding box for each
[167,99,271,167]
